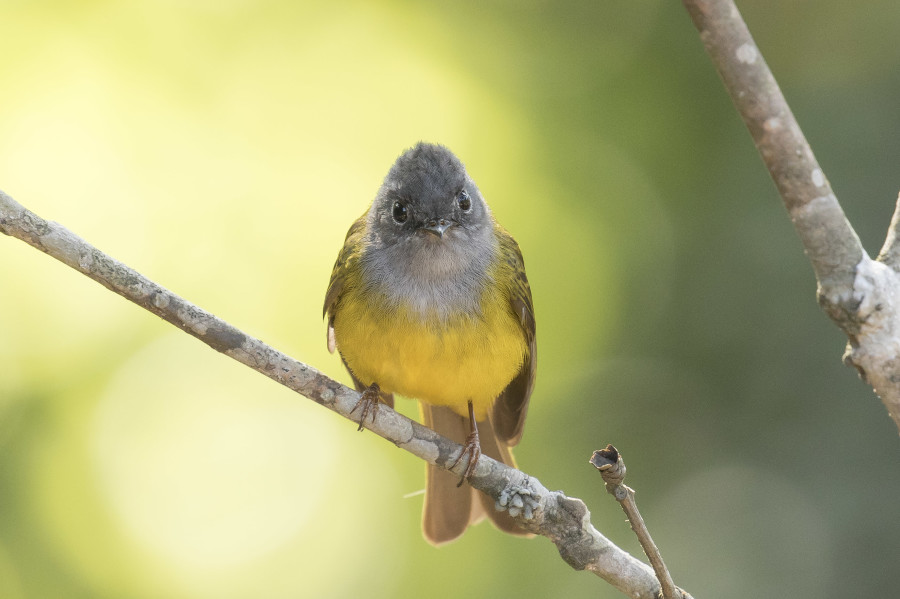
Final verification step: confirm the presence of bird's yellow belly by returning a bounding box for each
[333,295,525,420]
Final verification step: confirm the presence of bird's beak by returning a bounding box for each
[421,219,453,238]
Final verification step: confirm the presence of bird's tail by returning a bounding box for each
[420,404,528,545]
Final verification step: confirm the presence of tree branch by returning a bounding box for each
[0,189,686,599]
[681,0,864,295]
[682,0,900,433]
[591,446,683,599]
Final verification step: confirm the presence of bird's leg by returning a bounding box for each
[449,400,482,487]
[350,382,382,431]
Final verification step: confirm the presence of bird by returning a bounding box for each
[323,142,536,545]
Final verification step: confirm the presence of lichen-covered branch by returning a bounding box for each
[0,189,680,599]
[682,0,900,433]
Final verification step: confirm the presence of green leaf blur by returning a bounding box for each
[1,1,899,598]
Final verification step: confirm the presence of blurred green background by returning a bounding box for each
[2,1,899,597]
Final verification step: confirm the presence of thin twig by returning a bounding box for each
[0,189,686,599]
[876,192,900,270]
[591,446,689,599]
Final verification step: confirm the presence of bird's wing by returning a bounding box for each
[323,212,368,353]
[491,225,536,446]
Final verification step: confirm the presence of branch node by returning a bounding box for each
[590,443,627,489]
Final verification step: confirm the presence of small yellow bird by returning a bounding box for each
[323,142,536,544]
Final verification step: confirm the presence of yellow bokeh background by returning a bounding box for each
[3,1,900,598]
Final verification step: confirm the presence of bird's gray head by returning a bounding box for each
[362,142,496,314]
[369,142,491,246]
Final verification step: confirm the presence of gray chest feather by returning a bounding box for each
[360,232,496,320]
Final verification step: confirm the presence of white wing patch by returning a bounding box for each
[327,321,337,354]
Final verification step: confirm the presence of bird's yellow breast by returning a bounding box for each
[333,285,526,420]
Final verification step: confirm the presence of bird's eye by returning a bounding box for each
[392,201,408,224]
[457,190,471,212]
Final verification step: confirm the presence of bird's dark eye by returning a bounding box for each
[391,201,408,224]
[457,190,471,212]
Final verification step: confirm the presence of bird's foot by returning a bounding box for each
[449,402,482,487]
[350,382,381,431]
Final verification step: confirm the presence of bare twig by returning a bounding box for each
[591,446,689,599]
[682,0,900,433]
[876,192,900,270]
[0,190,687,599]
